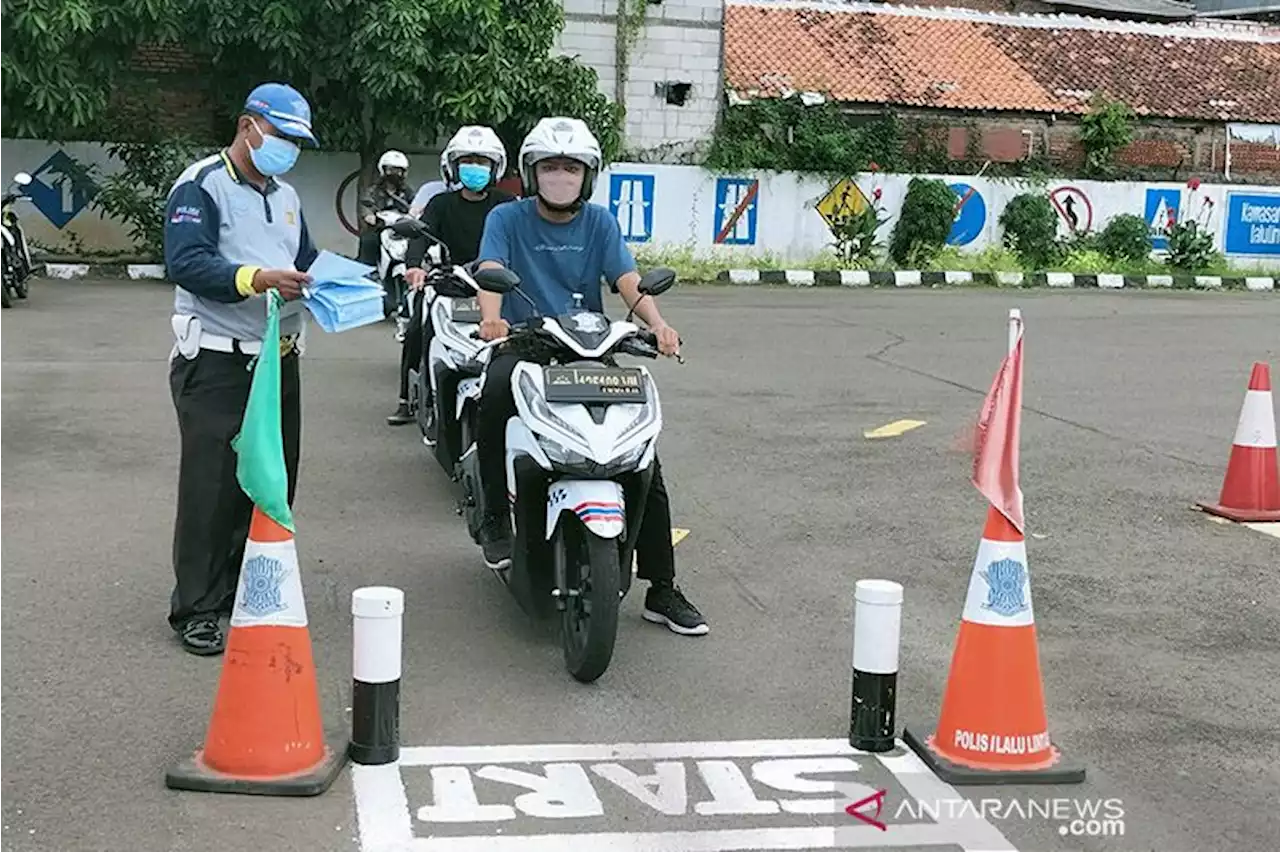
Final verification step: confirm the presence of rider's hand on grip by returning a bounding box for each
[653,323,681,357]
[478,318,510,341]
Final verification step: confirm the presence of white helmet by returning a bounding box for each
[518,117,602,204]
[377,150,409,176]
[440,125,507,185]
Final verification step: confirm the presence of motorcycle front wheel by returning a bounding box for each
[556,521,621,683]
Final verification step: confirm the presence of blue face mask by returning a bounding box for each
[248,119,301,176]
[457,162,491,192]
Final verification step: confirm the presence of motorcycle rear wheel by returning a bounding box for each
[557,521,621,684]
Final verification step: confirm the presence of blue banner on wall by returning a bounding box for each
[1223,192,1280,256]
[609,173,654,243]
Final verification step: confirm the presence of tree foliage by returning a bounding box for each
[0,0,182,139]
[186,0,623,173]
[2,0,624,170]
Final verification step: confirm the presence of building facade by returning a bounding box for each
[553,0,725,160]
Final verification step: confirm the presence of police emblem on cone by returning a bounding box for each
[165,508,347,796]
[1198,362,1280,523]
[904,506,1083,784]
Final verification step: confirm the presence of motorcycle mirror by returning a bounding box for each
[637,267,677,297]
[473,267,520,294]
[13,172,32,186]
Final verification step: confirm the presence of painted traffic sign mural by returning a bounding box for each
[25,150,98,229]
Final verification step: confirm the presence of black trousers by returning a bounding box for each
[398,289,435,401]
[168,347,301,630]
[358,230,380,266]
[477,352,675,582]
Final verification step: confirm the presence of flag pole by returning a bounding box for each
[1007,308,1021,356]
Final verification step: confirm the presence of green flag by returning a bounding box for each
[231,290,295,532]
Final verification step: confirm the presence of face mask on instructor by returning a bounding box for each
[246,118,301,176]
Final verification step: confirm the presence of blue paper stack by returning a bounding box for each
[301,250,386,333]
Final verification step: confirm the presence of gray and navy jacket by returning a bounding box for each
[163,150,318,341]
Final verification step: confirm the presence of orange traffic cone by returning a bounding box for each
[1197,362,1280,523]
[165,508,346,795]
[904,505,1084,785]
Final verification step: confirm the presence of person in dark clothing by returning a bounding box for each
[357,149,416,265]
[387,126,516,428]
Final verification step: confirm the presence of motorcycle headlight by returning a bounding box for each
[614,379,659,447]
[518,372,589,451]
[608,442,648,469]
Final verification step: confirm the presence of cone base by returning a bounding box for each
[903,724,1085,786]
[1197,501,1280,523]
[165,741,347,797]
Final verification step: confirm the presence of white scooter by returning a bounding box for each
[375,209,416,339]
[460,265,682,684]
[386,219,487,477]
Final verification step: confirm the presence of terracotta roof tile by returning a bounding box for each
[724,1,1280,122]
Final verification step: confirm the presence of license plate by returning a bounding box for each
[543,366,647,404]
[451,297,481,323]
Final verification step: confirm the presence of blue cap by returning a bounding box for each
[243,82,318,147]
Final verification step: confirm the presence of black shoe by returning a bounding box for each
[179,617,225,655]
[643,583,709,635]
[387,402,413,426]
[479,513,512,569]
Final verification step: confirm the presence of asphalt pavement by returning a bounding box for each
[2,278,1278,852]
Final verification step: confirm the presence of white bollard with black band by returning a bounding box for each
[349,586,404,765]
[849,579,903,752]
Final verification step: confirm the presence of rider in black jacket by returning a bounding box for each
[386,126,515,428]
[357,150,416,265]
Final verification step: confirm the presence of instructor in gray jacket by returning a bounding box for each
[162,82,319,655]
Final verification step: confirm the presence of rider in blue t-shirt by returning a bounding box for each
[471,117,707,637]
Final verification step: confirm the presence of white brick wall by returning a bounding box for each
[554,0,724,161]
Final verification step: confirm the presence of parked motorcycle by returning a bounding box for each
[2,172,36,309]
[460,264,681,683]
[387,219,487,481]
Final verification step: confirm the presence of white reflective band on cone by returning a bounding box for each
[962,537,1035,628]
[1233,390,1278,448]
[229,539,309,628]
[353,587,404,684]
[853,580,903,674]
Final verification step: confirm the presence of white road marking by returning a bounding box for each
[399,738,862,765]
[351,738,1019,852]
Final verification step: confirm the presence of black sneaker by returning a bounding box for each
[643,584,709,636]
[179,617,225,655]
[387,401,413,426]
[479,513,512,569]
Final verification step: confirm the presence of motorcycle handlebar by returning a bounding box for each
[464,325,678,362]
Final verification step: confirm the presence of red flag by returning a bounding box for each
[972,323,1025,533]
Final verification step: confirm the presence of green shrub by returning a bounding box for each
[1165,221,1221,272]
[84,135,214,259]
[999,193,1059,268]
[889,178,954,266]
[1098,214,1151,263]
